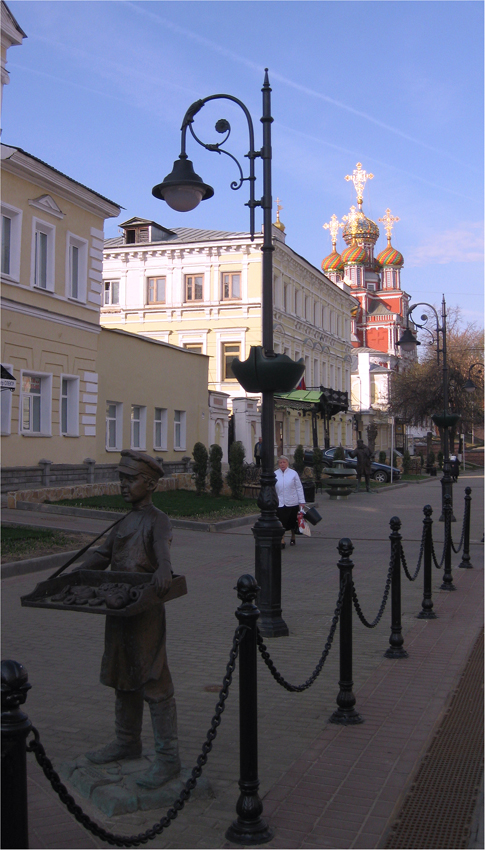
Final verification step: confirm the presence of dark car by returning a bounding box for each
[303,447,401,483]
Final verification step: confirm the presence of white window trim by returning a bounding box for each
[173,409,186,451]
[65,232,88,303]
[19,370,52,436]
[154,407,168,451]
[103,279,121,306]
[215,329,246,385]
[106,401,123,451]
[60,374,80,436]
[178,330,208,354]
[131,404,147,450]
[1,203,22,283]
[31,217,55,291]
[1,362,14,435]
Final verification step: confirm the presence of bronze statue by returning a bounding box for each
[74,450,180,789]
[349,440,374,492]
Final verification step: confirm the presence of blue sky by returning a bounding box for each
[4,1,484,326]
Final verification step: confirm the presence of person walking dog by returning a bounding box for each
[275,455,305,548]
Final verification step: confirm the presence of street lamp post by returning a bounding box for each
[397,295,458,521]
[153,70,293,639]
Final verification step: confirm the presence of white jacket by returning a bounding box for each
[275,467,305,508]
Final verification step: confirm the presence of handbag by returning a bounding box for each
[304,506,322,526]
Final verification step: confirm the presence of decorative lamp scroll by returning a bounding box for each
[231,346,305,394]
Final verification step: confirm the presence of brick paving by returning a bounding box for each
[1,471,483,849]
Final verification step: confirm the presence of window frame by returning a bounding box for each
[31,217,55,291]
[130,404,147,450]
[222,342,241,382]
[147,276,166,305]
[104,280,120,306]
[20,371,52,436]
[1,362,14,435]
[60,374,80,436]
[66,232,88,302]
[154,407,168,451]
[1,203,22,282]
[221,271,241,301]
[185,274,203,303]
[173,409,186,451]
[106,401,123,451]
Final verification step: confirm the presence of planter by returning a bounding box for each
[325,460,357,500]
[303,482,315,502]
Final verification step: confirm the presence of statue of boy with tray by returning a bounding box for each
[76,449,180,789]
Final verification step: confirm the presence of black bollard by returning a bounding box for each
[2,660,32,850]
[441,494,456,590]
[418,506,437,619]
[384,517,409,658]
[458,487,473,569]
[330,539,364,725]
[226,575,274,845]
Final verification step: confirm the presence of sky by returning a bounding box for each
[3,0,484,328]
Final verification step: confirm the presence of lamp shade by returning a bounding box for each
[152,156,214,212]
[463,378,477,393]
[396,327,420,352]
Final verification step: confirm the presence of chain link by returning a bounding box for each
[256,574,348,691]
[450,499,467,554]
[401,523,426,582]
[431,513,450,569]
[26,624,247,848]
[352,540,396,628]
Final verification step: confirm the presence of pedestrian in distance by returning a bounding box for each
[275,455,305,548]
[349,440,374,492]
[254,436,263,467]
[73,449,181,789]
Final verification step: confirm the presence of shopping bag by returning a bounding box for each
[304,506,322,526]
[297,511,311,536]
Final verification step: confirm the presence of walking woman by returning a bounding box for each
[275,455,305,548]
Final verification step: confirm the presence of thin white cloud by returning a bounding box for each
[126,1,478,170]
[407,223,484,267]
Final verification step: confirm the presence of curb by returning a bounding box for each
[2,549,87,579]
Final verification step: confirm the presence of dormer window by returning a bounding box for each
[126,229,136,244]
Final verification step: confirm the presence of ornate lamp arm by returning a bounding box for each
[407,302,442,365]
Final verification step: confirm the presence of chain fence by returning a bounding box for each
[256,574,348,691]
[351,544,395,628]
[450,499,467,555]
[400,522,426,582]
[25,624,247,848]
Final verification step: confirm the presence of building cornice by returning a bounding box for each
[1,296,102,334]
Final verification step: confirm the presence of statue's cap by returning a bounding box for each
[118,450,164,480]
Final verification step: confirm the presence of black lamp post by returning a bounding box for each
[463,363,484,394]
[397,295,458,520]
[153,70,294,638]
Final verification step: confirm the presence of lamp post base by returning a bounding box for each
[253,521,289,638]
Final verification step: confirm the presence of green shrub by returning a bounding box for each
[334,444,346,461]
[209,444,223,496]
[438,451,444,469]
[419,451,425,468]
[292,444,305,475]
[227,441,246,500]
[312,446,324,482]
[378,450,387,465]
[403,449,411,474]
[428,450,435,467]
[192,442,208,495]
[393,452,399,467]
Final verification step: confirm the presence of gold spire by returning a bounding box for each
[345,162,374,209]
[274,198,285,232]
[323,213,345,250]
[378,208,400,246]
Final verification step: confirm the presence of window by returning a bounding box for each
[185,275,203,302]
[66,233,88,301]
[1,204,22,281]
[154,407,167,450]
[222,343,240,381]
[174,410,186,451]
[106,401,123,450]
[1,363,13,435]
[221,272,241,300]
[32,219,55,290]
[131,405,146,450]
[147,277,166,304]
[20,372,52,435]
[183,343,203,353]
[60,376,80,436]
[104,280,120,305]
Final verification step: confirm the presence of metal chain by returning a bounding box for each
[450,499,467,554]
[352,541,396,628]
[26,625,247,848]
[401,523,426,582]
[256,573,348,691]
[431,514,450,569]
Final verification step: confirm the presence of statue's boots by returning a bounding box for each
[136,697,181,788]
[86,690,143,764]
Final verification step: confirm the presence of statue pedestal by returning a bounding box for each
[60,754,212,817]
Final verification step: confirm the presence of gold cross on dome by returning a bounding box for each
[345,205,364,240]
[345,162,374,208]
[378,208,400,244]
[323,214,345,249]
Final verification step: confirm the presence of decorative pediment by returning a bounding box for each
[28,194,65,219]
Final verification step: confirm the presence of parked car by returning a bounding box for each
[303,447,401,483]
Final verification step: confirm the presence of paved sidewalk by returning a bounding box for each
[1,472,483,848]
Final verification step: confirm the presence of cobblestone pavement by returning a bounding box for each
[2,472,483,849]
